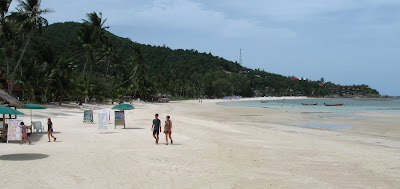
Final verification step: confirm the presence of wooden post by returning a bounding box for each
[123,110,125,129]
[2,114,5,141]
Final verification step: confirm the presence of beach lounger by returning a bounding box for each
[32,121,44,132]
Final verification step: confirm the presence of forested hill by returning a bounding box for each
[21,22,379,102]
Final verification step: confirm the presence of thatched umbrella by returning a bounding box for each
[0,90,24,108]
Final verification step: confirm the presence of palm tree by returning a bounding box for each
[8,0,52,95]
[35,42,57,102]
[49,59,78,105]
[78,12,108,91]
[15,57,47,101]
[99,37,118,97]
[0,21,20,93]
[0,0,12,39]
[82,12,108,42]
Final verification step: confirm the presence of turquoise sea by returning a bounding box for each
[220,98,400,113]
[220,98,400,130]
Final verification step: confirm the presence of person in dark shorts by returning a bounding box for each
[47,118,57,142]
[19,122,31,144]
[164,115,173,145]
[152,114,161,144]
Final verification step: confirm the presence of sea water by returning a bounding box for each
[219,98,400,130]
[220,98,400,113]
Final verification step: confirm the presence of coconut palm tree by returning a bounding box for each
[82,12,108,42]
[0,0,12,39]
[49,59,78,105]
[8,0,52,95]
[99,37,118,97]
[0,21,20,93]
[78,12,108,91]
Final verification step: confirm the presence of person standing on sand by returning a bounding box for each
[152,114,161,144]
[19,122,31,144]
[164,116,173,145]
[47,118,57,142]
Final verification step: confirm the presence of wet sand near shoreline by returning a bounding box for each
[1,98,399,188]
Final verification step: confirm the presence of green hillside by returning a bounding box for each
[1,21,380,103]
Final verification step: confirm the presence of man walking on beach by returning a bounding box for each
[152,114,162,144]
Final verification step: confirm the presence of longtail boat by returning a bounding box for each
[301,103,318,105]
[261,101,269,103]
[324,102,344,106]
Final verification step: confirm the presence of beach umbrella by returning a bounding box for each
[20,104,46,109]
[0,106,25,115]
[111,104,135,110]
[0,106,25,137]
[19,104,47,123]
[112,104,134,129]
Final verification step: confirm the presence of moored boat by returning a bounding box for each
[261,101,269,103]
[301,103,318,105]
[324,102,344,106]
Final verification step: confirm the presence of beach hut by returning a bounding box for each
[112,104,134,129]
[0,90,24,142]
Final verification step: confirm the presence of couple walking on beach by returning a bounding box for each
[151,114,173,145]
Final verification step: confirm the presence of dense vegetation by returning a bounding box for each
[0,1,380,104]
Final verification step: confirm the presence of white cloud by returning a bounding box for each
[105,0,295,39]
[206,0,400,22]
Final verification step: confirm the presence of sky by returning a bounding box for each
[10,0,400,96]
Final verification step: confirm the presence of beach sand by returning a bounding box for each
[1,98,400,188]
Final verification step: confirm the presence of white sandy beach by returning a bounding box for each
[1,98,400,188]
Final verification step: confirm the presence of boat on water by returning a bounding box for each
[261,101,269,103]
[301,103,318,105]
[324,102,344,106]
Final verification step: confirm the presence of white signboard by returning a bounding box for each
[7,119,22,143]
[98,110,110,130]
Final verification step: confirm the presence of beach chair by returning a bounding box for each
[32,121,44,132]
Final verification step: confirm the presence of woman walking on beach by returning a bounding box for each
[47,118,57,142]
[19,122,31,144]
[164,116,173,145]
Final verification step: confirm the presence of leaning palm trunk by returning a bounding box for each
[103,59,110,96]
[6,57,10,92]
[82,56,89,79]
[59,91,65,105]
[9,28,33,94]
[85,64,93,91]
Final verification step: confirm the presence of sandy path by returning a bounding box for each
[1,99,400,188]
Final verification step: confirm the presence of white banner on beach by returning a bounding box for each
[7,120,22,143]
[98,110,110,130]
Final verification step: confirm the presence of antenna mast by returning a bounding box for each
[239,49,243,65]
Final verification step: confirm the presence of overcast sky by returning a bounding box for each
[10,0,400,95]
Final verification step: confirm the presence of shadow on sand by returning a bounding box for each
[99,132,117,134]
[0,153,49,161]
[123,128,145,130]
